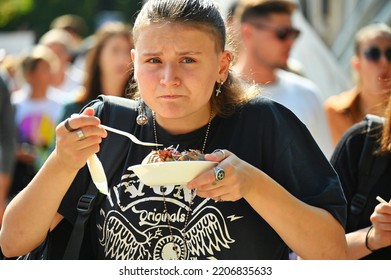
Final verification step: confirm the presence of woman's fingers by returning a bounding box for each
[61,108,102,133]
[188,150,245,201]
[55,107,107,169]
[204,149,229,162]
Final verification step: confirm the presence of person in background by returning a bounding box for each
[50,14,88,60]
[324,23,391,147]
[0,58,16,227]
[0,0,347,260]
[330,96,391,259]
[39,28,83,102]
[8,45,63,201]
[49,14,89,85]
[0,50,22,93]
[60,21,133,120]
[231,0,333,159]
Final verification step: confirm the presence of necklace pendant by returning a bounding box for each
[136,114,148,126]
[181,230,189,240]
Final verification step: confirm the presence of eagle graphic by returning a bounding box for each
[98,205,235,260]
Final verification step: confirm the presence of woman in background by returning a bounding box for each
[331,97,391,259]
[324,23,391,146]
[61,21,133,119]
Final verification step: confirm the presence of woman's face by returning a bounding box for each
[355,35,391,95]
[99,35,132,82]
[132,23,229,131]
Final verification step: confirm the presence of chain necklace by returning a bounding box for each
[152,112,212,154]
[152,111,213,259]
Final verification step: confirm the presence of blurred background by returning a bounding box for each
[0,0,390,100]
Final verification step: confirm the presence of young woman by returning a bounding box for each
[331,100,391,259]
[60,21,134,119]
[0,0,347,260]
[324,23,391,146]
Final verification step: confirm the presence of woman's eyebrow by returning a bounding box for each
[176,51,202,55]
[140,51,202,56]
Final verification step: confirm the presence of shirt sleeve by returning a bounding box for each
[261,100,347,228]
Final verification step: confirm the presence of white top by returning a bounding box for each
[12,87,63,147]
[260,69,333,159]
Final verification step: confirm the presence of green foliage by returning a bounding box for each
[0,0,34,27]
[0,0,142,40]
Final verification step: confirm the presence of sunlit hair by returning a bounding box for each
[128,0,258,117]
[354,23,391,56]
[80,22,133,104]
[380,94,391,153]
[20,44,59,79]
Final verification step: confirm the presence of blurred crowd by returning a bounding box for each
[0,0,390,259]
[0,14,134,225]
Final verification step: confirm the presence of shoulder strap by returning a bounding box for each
[62,181,101,259]
[62,95,135,259]
[349,114,386,229]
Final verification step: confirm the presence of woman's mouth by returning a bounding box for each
[378,72,391,82]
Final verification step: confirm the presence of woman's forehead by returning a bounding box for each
[360,33,391,46]
[134,23,219,52]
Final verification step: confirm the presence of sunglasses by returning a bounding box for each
[250,22,301,41]
[363,46,391,63]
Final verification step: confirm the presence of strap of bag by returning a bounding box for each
[62,184,102,259]
[62,95,135,259]
[349,114,385,229]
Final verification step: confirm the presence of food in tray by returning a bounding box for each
[142,146,205,164]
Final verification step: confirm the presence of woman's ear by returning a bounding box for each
[218,51,232,81]
[131,49,136,62]
[351,55,360,73]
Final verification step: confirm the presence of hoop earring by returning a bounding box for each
[215,80,224,97]
[136,98,148,126]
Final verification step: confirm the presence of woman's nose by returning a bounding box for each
[160,64,180,87]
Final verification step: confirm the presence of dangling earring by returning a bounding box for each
[136,98,148,126]
[215,80,224,97]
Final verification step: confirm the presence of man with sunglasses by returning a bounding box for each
[232,0,333,159]
[325,23,391,147]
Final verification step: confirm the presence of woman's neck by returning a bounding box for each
[154,108,213,135]
[359,89,389,117]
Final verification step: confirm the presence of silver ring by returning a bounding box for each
[64,118,76,132]
[214,196,224,203]
[76,129,86,140]
[214,166,225,181]
[213,149,226,159]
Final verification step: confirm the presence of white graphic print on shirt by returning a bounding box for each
[97,167,236,260]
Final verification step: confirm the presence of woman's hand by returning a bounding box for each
[368,199,391,250]
[187,149,255,202]
[54,107,107,171]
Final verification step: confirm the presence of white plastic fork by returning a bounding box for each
[100,124,162,146]
[87,124,162,195]
[87,154,109,195]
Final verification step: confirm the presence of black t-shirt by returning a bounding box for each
[57,95,346,260]
[331,119,391,259]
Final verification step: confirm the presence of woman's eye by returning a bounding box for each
[148,58,161,63]
[182,58,195,63]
